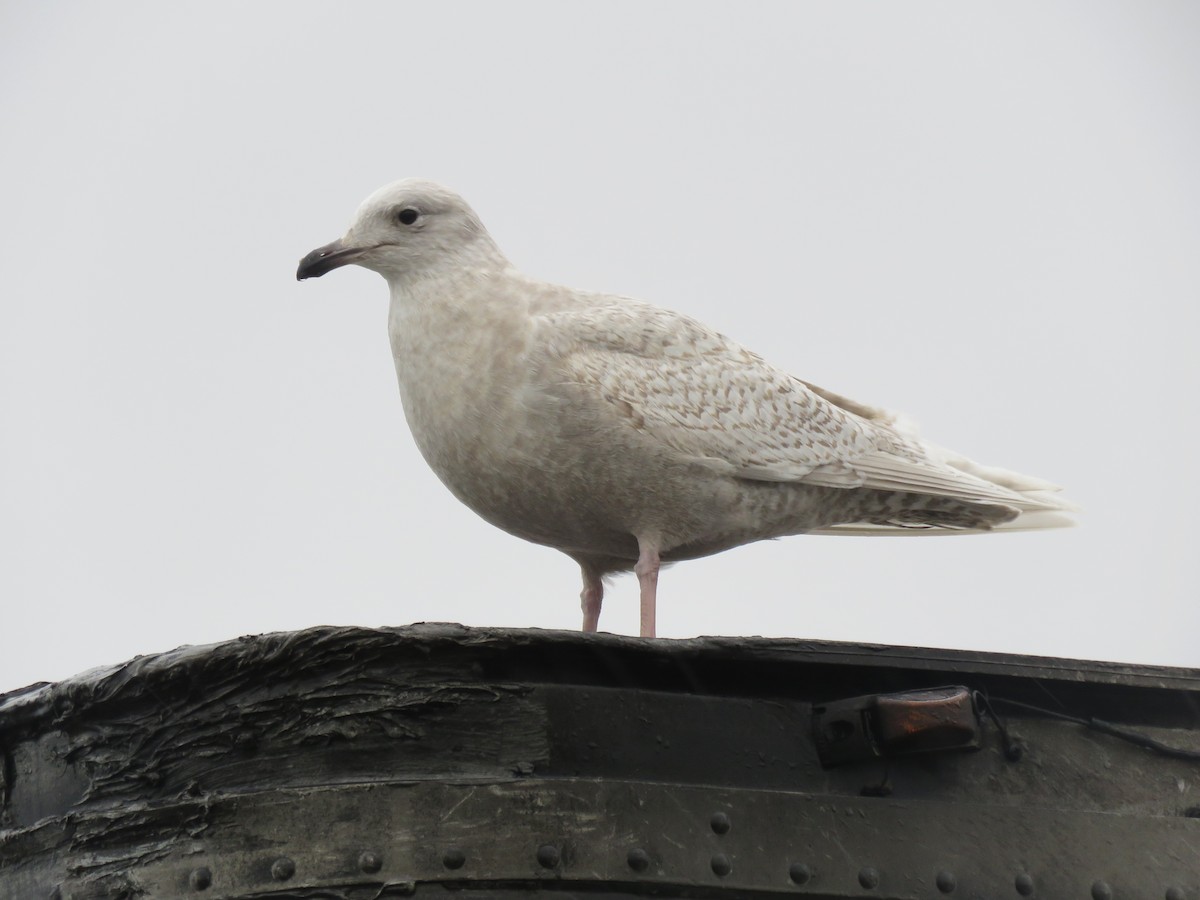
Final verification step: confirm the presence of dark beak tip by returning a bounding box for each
[296,243,344,281]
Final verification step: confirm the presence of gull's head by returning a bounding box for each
[296,179,502,284]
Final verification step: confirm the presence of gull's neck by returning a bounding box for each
[386,242,520,321]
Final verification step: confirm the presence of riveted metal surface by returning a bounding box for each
[935,869,957,893]
[4,779,1197,898]
[2,623,1199,899]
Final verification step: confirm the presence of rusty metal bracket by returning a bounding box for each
[812,685,980,767]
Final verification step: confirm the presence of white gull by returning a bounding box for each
[298,179,1073,638]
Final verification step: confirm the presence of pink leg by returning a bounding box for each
[635,539,660,638]
[580,567,603,632]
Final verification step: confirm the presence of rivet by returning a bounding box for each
[710,811,731,835]
[1015,873,1034,896]
[627,848,651,873]
[358,851,383,873]
[789,862,812,885]
[271,857,295,881]
[936,870,957,893]
[536,844,560,869]
[858,866,880,890]
[1091,881,1112,900]
[189,867,212,891]
[1166,888,1187,900]
[442,847,466,870]
[711,853,732,877]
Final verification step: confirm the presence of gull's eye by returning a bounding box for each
[397,208,420,226]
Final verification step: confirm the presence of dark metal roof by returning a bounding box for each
[2,624,1198,898]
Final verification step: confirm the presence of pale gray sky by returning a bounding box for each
[3,1,1198,691]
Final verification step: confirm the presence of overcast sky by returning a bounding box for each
[2,2,1198,692]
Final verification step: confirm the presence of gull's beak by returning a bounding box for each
[296,238,364,280]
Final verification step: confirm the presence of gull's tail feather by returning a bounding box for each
[810,475,1077,536]
[931,445,1076,504]
[812,446,1077,537]
[811,510,1076,536]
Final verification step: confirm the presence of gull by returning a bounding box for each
[298,179,1072,638]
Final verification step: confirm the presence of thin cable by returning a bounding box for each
[972,690,1024,761]
[985,694,1200,762]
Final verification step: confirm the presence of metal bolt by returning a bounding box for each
[1166,888,1187,900]
[271,857,295,881]
[858,866,880,889]
[189,867,212,891]
[627,848,651,873]
[536,844,560,869]
[1091,881,1112,900]
[711,853,732,877]
[1015,873,1034,896]
[936,870,956,893]
[442,847,466,870]
[788,862,812,885]
[359,851,383,873]
[710,811,731,835]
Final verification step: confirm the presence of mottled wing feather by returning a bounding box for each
[547,300,1053,511]
[547,300,881,481]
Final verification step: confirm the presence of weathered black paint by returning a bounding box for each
[1,624,1198,898]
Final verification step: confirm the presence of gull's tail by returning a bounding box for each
[811,452,1077,537]
[795,380,1077,536]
